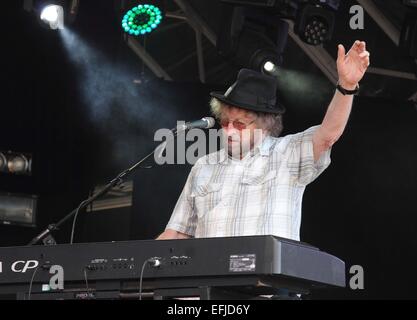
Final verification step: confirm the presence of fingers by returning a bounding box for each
[338,41,371,68]
[362,52,370,68]
[359,51,370,58]
[354,40,367,53]
[337,44,346,61]
[357,41,370,67]
[363,57,371,68]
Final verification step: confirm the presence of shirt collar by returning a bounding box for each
[214,135,275,164]
[258,135,275,157]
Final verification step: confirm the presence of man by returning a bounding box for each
[158,41,370,241]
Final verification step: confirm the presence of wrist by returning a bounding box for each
[338,79,358,91]
[336,81,360,96]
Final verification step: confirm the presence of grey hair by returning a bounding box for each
[210,97,284,137]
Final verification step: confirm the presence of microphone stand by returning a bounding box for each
[28,128,181,246]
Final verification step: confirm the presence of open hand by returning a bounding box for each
[337,41,370,89]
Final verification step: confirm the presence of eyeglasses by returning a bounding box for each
[219,118,257,131]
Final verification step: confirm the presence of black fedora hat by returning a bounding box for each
[210,69,286,115]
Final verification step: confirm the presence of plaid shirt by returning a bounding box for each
[166,125,331,241]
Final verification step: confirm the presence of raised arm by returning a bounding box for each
[313,41,371,162]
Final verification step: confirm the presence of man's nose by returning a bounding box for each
[224,123,238,134]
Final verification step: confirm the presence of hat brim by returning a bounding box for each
[210,92,286,115]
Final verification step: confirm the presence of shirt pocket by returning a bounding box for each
[190,183,223,218]
[241,170,277,186]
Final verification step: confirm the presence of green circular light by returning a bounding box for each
[122,4,163,36]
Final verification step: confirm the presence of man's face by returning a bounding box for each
[219,106,265,158]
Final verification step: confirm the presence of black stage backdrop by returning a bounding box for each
[0,1,416,300]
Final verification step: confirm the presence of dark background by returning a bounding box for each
[0,0,416,299]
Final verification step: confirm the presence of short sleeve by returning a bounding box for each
[165,166,198,237]
[281,125,332,186]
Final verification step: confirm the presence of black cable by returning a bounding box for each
[27,266,41,301]
[139,258,161,300]
[139,260,150,301]
[70,200,88,244]
[84,268,90,294]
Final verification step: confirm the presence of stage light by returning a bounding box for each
[40,4,64,29]
[0,193,38,228]
[122,4,163,36]
[8,155,30,174]
[24,0,79,30]
[263,61,280,76]
[232,27,285,74]
[302,17,329,45]
[295,4,335,46]
[41,5,59,22]
[217,5,288,73]
[250,48,282,75]
[0,151,32,176]
[263,61,276,72]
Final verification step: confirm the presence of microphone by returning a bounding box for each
[177,117,216,132]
